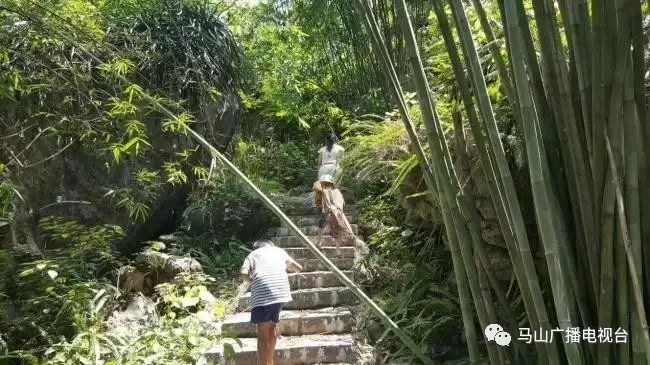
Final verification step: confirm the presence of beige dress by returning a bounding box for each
[313,182,355,248]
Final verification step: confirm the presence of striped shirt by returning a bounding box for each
[240,245,293,308]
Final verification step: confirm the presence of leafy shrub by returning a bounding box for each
[112,314,222,364]
[155,272,224,318]
[41,272,228,364]
[356,195,466,364]
[183,174,278,243]
[233,139,317,191]
[0,217,124,357]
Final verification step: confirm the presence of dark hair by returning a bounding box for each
[326,133,338,152]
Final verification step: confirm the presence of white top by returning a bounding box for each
[319,144,345,165]
[240,245,293,308]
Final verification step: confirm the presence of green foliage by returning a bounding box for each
[183,173,278,242]
[231,3,368,138]
[0,0,525,363]
[41,272,228,364]
[423,2,514,133]
[340,103,441,215]
[107,0,241,96]
[111,314,222,364]
[0,250,12,316]
[341,115,410,193]
[41,287,120,364]
[1,217,124,355]
[356,195,466,363]
[234,139,316,190]
[1,0,244,246]
[0,164,13,226]
[38,216,123,273]
[190,244,248,279]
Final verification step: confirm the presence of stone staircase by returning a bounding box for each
[204,202,370,364]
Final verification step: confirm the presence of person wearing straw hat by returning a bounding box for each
[239,239,302,365]
[312,174,356,255]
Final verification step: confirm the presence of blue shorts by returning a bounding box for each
[250,302,284,324]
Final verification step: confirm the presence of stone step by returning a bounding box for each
[272,224,359,237]
[221,308,353,337]
[237,287,356,311]
[204,334,356,364]
[285,246,356,259]
[275,236,361,248]
[246,271,350,291]
[290,271,349,289]
[288,205,358,216]
[285,215,358,226]
[293,258,355,272]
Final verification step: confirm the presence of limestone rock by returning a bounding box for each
[118,249,202,295]
[105,294,157,340]
[117,265,153,295]
[136,249,202,283]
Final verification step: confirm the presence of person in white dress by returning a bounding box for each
[317,133,345,182]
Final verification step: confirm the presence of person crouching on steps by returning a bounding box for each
[239,239,302,365]
[312,174,356,256]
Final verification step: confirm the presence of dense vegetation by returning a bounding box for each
[1,0,649,364]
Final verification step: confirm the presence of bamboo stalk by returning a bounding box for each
[528,0,599,301]
[447,1,560,362]
[616,221,630,365]
[507,0,594,315]
[623,2,645,362]
[591,0,606,220]
[632,0,650,312]
[622,52,644,365]
[394,2,501,362]
[503,2,583,363]
[557,0,592,151]
[476,257,509,364]
[605,135,650,364]
[597,12,631,361]
[508,0,566,205]
[452,103,527,363]
[536,0,598,320]
[468,0,515,108]
[353,1,475,362]
[434,167,485,364]
[354,0,436,193]
[431,3,541,362]
[598,168,616,365]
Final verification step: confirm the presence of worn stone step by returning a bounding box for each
[221,308,353,337]
[293,258,355,272]
[237,287,356,311]
[285,215,358,226]
[289,205,358,216]
[272,224,359,237]
[204,334,356,364]
[290,271,349,289]
[246,271,350,291]
[285,246,356,259]
[275,236,362,248]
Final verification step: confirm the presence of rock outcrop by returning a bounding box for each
[118,247,202,295]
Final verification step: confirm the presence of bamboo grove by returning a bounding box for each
[356,0,650,364]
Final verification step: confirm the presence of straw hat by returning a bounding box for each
[319,174,334,184]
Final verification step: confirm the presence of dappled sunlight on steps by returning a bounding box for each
[203,198,371,364]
